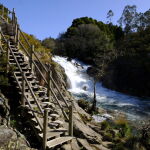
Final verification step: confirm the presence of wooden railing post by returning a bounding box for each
[43,108,49,150]
[30,45,34,72]
[12,8,15,26]
[16,25,20,49]
[6,9,8,23]
[6,41,10,73]
[14,17,18,43]
[69,103,73,136]
[21,72,25,106]
[48,66,52,101]
[2,5,4,18]
[0,27,1,46]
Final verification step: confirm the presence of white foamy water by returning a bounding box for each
[52,56,150,122]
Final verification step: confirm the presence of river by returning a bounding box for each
[52,56,150,122]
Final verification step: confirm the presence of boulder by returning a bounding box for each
[0,125,36,150]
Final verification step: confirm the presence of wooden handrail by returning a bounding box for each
[19,38,69,106]
[9,43,43,115]
[19,30,70,114]
[8,42,22,72]
[19,28,31,48]
[32,50,48,72]
[50,86,69,120]
[18,40,30,57]
[14,73,43,130]
[24,76,44,114]
[1,32,44,116]
[0,30,43,130]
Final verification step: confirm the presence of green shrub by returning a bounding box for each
[101,120,110,130]
[78,99,91,112]
[114,118,131,138]
[103,132,113,141]
[0,75,9,86]
[112,143,127,150]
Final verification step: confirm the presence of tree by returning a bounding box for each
[107,10,114,24]
[60,22,112,64]
[143,9,150,27]
[92,78,97,111]
[118,5,138,33]
[42,37,56,51]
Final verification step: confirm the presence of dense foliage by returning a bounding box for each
[20,33,52,63]
[55,17,123,65]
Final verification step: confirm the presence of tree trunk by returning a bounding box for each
[92,79,96,111]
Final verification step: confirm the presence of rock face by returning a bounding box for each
[0,93,36,150]
[35,61,70,89]
[0,125,36,150]
[0,93,9,125]
[51,62,70,89]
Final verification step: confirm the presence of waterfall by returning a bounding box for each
[52,56,150,122]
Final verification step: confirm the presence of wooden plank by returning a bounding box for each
[46,137,73,148]
[39,131,63,139]
[48,128,68,132]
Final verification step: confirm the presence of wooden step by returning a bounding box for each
[48,120,64,128]
[25,98,36,104]
[9,45,16,48]
[38,97,49,102]
[16,84,39,91]
[9,58,24,63]
[35,90,46,97]
[49,114,59,121]
[48,128,68,132]
[46,137,73,149]
[12,51,21,55]
[39,131,64,140]
[20,63,29,67]
[16,75,33,81]
[30,115,64,130]
[9,54,22,59]
[14,71,32,76]
[42,102,55,108]
[26,103,46,110]
[16,66,31,71]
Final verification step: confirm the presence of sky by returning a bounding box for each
[1,0,150,40]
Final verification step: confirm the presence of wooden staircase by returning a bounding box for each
[0,4,73,150]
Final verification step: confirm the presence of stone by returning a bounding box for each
[0,126,36,150]
[62,143,72,150]
[77,138,95,150]
[70,138,80,150]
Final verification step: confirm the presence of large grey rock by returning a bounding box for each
[72,101,102,144]
[0,125,36,150]
[0,93,10,125]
